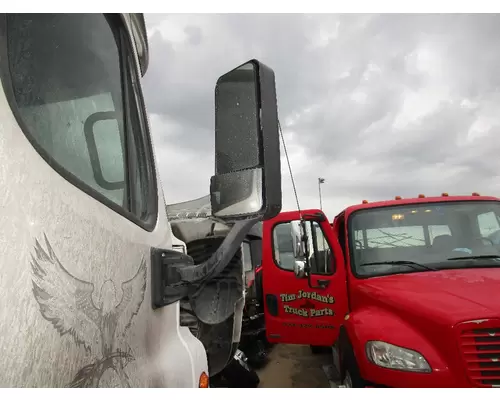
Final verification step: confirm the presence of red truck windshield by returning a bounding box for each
[348,200,500,278]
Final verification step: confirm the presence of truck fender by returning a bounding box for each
[344,307,448,378]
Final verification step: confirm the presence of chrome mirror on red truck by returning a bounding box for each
[293,260,307,279]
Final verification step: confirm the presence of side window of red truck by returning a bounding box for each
[273,221,334,275]
[305,221,334,275]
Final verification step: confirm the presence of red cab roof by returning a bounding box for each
[338,194,500,218]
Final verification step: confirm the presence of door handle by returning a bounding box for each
[307,277,331,290]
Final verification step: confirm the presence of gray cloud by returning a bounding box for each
[142,13,500,218]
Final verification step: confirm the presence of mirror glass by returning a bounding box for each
[214,61,260,175]
[211,167,263,218]
[272,221,300,271]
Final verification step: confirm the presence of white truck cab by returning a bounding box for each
[0,13,282,387]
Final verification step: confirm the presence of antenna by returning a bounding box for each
[278,120,302,218]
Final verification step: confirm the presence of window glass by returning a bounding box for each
[349,201,500,277]
[363,226,426,248]
[305,221,334,275]
[428,225,452,242]
[477,211,500,237]
[6,14,152,220]
[273,223,296,271]
[273,221,334,274]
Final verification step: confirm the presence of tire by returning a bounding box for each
[247,352,269,369]
[310,345,327,354]
[245,340,269,369]
[339,348,368,388]
[331,344,341,381]
[221,359,260,388]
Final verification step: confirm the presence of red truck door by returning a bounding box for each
[262,209,348,346]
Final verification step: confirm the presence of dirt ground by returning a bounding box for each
[257,344,337,388]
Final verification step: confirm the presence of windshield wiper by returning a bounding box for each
[447,255,500,261]
[360,260,437,271]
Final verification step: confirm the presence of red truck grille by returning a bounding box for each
[457,320,500,387]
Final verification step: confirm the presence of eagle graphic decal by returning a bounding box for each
[30,234,147,388]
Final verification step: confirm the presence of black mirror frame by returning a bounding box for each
[210,59,282,222]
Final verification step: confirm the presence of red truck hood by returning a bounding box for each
[357,268,500,324]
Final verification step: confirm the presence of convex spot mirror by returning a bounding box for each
[210,59,281,222]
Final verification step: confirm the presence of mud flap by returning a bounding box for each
[196,316,237,376]
[190,283,245,375]
[181,236,246,375]
[188,266,244,325]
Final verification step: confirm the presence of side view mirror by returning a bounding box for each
[294,260,307,279]
[210,59,281,222]
[290,220,305,258]
[153,60,281,375]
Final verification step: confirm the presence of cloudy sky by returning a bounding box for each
[142,13,500,219]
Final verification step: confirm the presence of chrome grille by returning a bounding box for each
[458,320,500,387]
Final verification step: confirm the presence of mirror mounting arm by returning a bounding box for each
[151,217,260,309]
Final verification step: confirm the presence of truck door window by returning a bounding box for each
[337,217,347,257]
[272,221,334,275]
[305,221,334,275]
[2,14,156,228]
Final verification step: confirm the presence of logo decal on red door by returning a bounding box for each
[279,290,335,304]
[279,290,336,318]
[298,299,316,309]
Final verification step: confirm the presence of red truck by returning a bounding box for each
[262,193,500,388]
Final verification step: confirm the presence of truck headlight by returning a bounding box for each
[365,341,431,373]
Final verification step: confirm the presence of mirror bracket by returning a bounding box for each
[151,248,193,309]
[293,260,307,279]
[151,217,260,310]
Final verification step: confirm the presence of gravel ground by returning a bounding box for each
[257,344,338,388]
